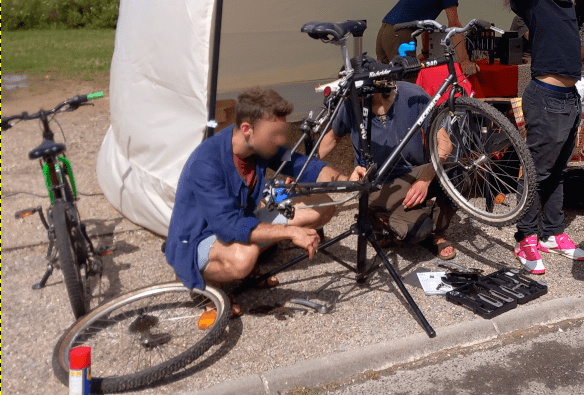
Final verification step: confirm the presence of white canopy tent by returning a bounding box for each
[97,0,513,236]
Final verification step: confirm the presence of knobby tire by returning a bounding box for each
[53,200,87,319]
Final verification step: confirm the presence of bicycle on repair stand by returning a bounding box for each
[237,18,538,333]
[3,92,112,319]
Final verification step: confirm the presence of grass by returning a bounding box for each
[3,29,116,79]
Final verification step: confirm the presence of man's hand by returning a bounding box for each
[460,60,480,76]
[289,226,321,259]
[349,166,367,181]
[403,179,431,208]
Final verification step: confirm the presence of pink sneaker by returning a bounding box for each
[514,235,545,274]
[539,233,584,261]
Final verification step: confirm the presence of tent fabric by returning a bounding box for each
[96,0,215,236]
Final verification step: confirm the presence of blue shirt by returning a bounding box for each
[332,82,430,183]
[383,0,459,24]
[510,0,581,80]
[166,125,326,290]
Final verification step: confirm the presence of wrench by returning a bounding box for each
[438,261,483,274]
[478,293,503,307]
[289,298,329,314]
[489,290,514,303]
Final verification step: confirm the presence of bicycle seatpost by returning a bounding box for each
[339,38,353,74]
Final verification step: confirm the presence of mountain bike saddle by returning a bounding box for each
[29,139,66,159]
[301,20,367,41]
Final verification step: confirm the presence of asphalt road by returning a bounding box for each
[327,318,584,395]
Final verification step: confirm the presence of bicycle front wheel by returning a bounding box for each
[53,200,87,319]
[428,97,536,226]
[52,282,230,393]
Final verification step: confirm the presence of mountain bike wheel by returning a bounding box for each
[52,282,230,393]
[428,97,536,226]
[52,200,87,318]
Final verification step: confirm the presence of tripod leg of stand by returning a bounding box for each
[366,232,436,338]
[233,229,354,295]
[356,193,369,282]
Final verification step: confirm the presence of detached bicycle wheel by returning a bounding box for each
[52,282,230,393]
[428,97,536,226]
[53,200,87,319]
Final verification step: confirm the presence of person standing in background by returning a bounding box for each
[376,0,478,76]
[508,0,584,274]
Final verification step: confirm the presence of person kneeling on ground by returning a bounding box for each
[319,79,457,260]
[166,87,365,316]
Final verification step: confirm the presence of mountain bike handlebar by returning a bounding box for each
[1,91,104,130]
[394,18,494,44]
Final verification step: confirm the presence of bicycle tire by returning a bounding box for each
[53,200,87,318]
[428,97,536,226]
[52,282,230,393]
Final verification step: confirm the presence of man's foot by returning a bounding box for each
[229,297,243,317]
[257,275,279,288]
[539,233,584,260]
[205,280,243,317]
[421,236,456,260]
[514,235,545,274]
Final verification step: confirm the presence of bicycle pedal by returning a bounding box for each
[96,245,116,257]
[15,207,39,219]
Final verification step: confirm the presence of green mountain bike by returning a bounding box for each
[3,92,109,319]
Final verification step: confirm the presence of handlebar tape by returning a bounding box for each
[474,19,494,30]
[394,21,419,31]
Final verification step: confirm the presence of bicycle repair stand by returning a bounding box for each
[234,190,437,338]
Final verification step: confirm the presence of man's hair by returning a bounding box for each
[235,87,293,127]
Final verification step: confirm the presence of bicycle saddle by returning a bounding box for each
[29,139,66,159]
[301,20,367,41]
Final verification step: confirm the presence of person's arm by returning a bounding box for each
[318,129,342,159]
[418,31,430,60]
[249,223,320,259]
[192,160,260,244]
[444,5,479,76]
[402,127,453,208]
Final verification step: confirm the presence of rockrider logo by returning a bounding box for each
[369,69,392,78]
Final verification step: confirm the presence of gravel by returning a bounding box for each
[3,79,584,394]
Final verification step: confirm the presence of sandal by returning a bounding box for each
[420,236,457,260]
[248,263,280,289]
[205,279,243,318]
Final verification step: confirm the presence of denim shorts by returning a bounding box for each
[196,207,288,272]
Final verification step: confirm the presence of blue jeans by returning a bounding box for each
[515,79,581,242]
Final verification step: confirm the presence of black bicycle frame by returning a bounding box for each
[274,54,463,198]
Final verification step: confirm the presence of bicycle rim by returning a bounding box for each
[52,282,230,393]
[53,200,87,319]
[429,97,536,226]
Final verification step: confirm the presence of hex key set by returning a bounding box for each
[445,268,548,318]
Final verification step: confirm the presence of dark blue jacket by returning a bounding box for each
[166,125,326,289]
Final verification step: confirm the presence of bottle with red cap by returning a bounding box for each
[69,346,91,395]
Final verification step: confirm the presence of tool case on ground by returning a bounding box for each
[445,268,547,318]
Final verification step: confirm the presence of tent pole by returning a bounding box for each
[206,0,224,139]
